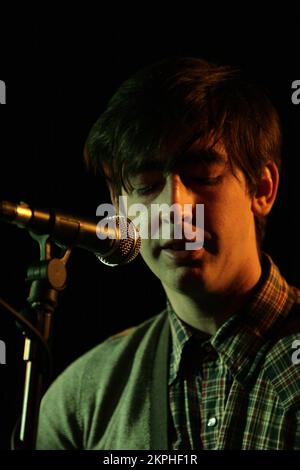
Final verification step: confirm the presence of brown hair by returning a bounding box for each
[85,57,282,245]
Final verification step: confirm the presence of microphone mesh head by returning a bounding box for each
[97,216,141,267]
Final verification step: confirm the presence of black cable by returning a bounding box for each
[0,297,54,450]
[0,296,52,375]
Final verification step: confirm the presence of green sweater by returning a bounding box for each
[36,311,170,450]
[37,290,300,450]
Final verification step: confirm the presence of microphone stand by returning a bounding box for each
[12,231,72,450]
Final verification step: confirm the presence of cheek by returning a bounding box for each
[148,208,161,239]
[135,205,163,240]
[204,190,253,239]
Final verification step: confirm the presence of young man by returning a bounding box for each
[36,57,300,450]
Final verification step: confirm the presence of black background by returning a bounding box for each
[0,15,299,451]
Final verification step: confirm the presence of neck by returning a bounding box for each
[164,290,251,335]
[163,258,262,336]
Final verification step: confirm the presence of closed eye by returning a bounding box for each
[192,175,224,186]
[133,174,223,196]
[135,182,164,196]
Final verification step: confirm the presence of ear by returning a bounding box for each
[251,161,279,217]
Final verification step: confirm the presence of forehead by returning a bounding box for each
[131,138,228,176]
[183,138,228,166]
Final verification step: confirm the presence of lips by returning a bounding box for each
[159,238,204,264]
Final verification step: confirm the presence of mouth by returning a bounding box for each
[159,239,204,263]
[161,238,203,250]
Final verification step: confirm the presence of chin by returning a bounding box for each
[164,265,208,294]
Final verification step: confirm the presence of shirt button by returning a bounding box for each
[207,417,217,427]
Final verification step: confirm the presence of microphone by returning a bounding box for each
[0,200,141,266]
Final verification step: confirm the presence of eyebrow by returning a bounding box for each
[128,161,167,176]
[127,146,227,178]
[181,148,227,165]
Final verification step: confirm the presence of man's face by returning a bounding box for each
[120,140,260,299]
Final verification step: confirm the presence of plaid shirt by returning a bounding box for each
[168,254,300,450]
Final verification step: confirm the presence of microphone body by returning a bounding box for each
[0,201,141,266]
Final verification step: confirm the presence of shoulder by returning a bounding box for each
[42,309,168,400]
[36,310,168,449]
[73,309,167,375]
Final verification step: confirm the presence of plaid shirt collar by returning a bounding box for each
[168,253,296,387]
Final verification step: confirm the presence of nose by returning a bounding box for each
[162,174,195,225]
